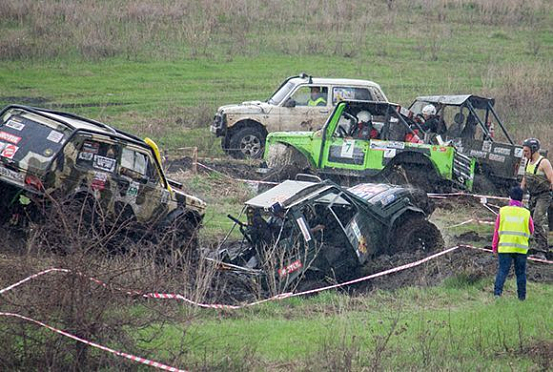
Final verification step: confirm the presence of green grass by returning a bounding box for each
[137,281,552,370]
[1,2,552,370]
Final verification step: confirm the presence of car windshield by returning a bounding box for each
[268,81,297,105]
[0,108,71,171]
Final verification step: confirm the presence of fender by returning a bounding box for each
[380,150,441,178]
[387,207,425,242]
[266,140,317,169]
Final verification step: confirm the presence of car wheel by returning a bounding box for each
[390,215,444,254]
[381,163,436,192]
[228,127,265,159]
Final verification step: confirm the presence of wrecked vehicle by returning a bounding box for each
[214,179,443,292]
[408,95,526,193]
[211,73,388,159]
[263,100,475,192]
[0,105,206,246]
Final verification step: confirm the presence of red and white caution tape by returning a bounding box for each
[1,245,552,371]
[0,312,186,372]
[443,218,495,229]
[2,245,551,308]
[0,268,70,295]
[194,162,278,186]
[428,192,511,201]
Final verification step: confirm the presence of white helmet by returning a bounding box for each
[357,110,372,123]
[422,104,436,116]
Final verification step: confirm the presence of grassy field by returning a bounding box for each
[0,0,552,370]
[138,279,553,370]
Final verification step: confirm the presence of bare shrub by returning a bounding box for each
[0,193,215,370]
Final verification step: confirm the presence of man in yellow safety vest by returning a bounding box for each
[492,186,534,300]
[307,87,327,107]
[520,138,553,257]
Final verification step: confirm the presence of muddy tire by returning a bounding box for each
[389,215,444,254]
[228,127,265,159]
[381,163,438,192]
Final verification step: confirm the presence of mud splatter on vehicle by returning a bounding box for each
[0,105,206,249]
[210,179,443,293]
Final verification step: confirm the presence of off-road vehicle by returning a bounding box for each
[0,105,206,245]
[211,73,388,159]
[408,95,526,193]
[213,178,442,292]
[263,100,475,192]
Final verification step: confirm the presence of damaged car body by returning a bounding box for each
[0,105,206,246]
[214,179,443,292]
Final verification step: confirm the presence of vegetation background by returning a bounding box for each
[0,0,552,370]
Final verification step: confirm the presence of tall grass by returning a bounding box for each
[0,0,550,61]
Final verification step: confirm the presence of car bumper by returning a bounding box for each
[210,113,226,137]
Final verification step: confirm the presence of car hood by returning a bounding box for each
[172,188,207,215]
[217,101,273,115]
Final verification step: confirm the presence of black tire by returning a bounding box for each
[389,215,444,254]
[381,163,437,192]
[228,127,265,159]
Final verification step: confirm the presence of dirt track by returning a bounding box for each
[165,156,552,303]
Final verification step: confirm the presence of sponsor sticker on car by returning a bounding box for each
[47,130,64,143]
[1,144,19,159]
[0,131,22,144]
[0,165,24,182]
[278,260,303,277]
[93,155,116,172]
[5,120,25,131]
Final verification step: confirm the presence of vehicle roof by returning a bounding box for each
[245,180,321,208]
[5,105,145,146]
[414,95,495,109]
[348,183,405,205]
[289,77,383,88]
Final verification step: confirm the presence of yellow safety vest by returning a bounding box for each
[498,206,531,254]
[308,97,326,106]
[526,155,546,175]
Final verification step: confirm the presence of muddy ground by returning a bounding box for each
[162,156,552,304]
[1,156,551,306]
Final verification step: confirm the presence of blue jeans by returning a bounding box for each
[494,253,527,300]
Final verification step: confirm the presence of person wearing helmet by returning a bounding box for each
[420,104,446,135]
[351,111,379,139]
[520,138,553,257]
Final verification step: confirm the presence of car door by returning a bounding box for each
[117,145,169,224]
[320,108,371,173]
[278,85,330,132]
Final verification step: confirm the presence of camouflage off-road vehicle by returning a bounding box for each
[214,179,442,292]
[263,100,475,192]
[211,73,388,159]
[408,95,526,193]
[0,105,206,245]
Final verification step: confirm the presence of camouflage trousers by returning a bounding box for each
[529,192,552,252]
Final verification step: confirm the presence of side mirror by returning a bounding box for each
[284,98,296,108]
